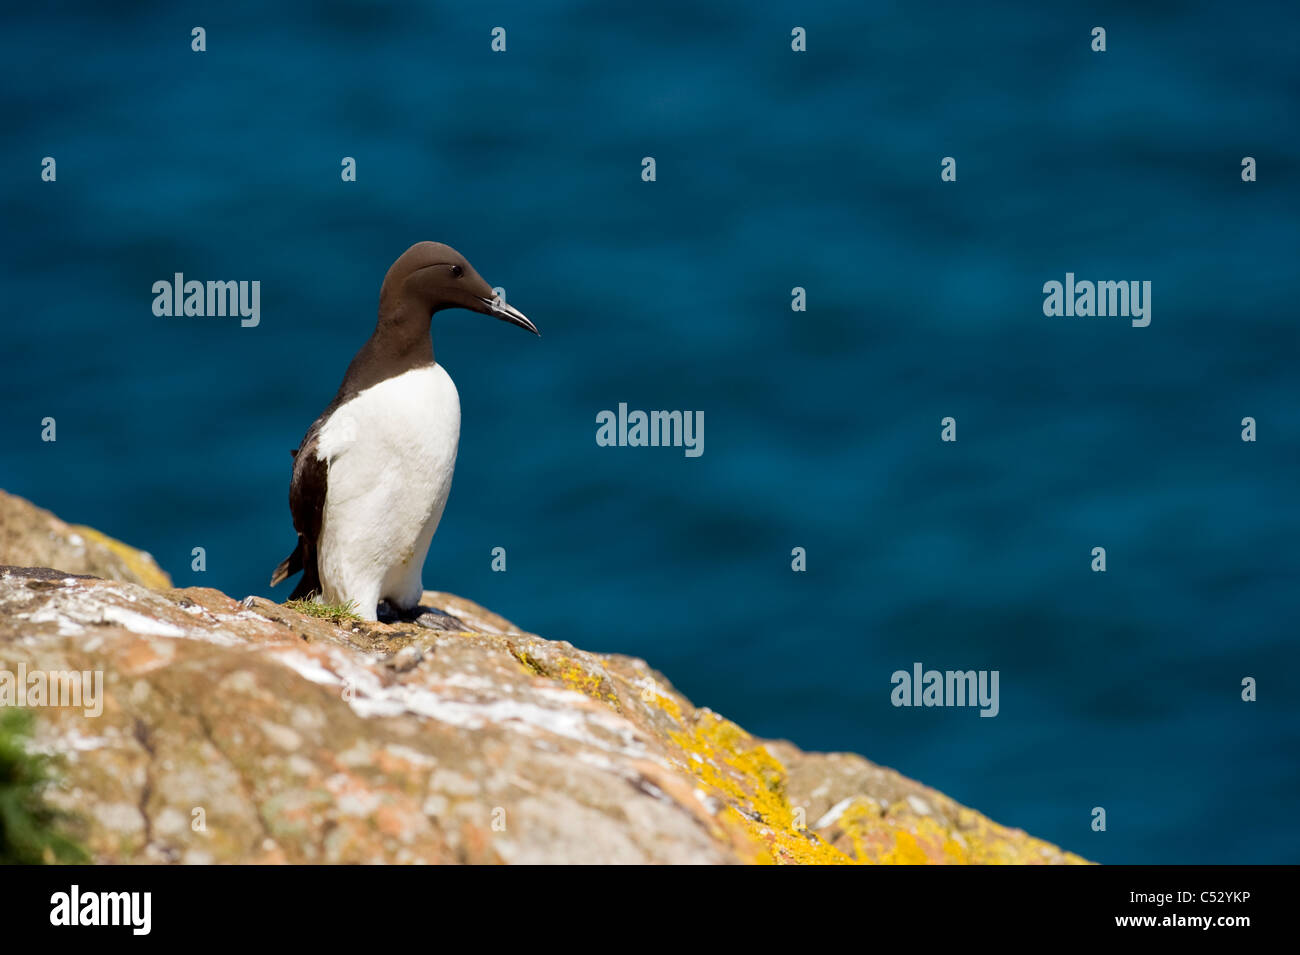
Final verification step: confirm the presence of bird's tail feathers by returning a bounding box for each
[270,542,303,587]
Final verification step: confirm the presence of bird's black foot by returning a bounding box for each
[411,607,469,631]
[377,600,468,631]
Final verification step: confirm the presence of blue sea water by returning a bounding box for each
[2,2,1297,863]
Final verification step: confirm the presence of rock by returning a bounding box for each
[0,500,1088,864]
[0,490,170,589]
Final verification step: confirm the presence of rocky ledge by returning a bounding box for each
[0,489,1086,864]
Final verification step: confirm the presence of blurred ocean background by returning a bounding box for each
[2,1,1297,863]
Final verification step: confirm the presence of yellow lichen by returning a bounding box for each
[511,647,1091,866]
[824,795,1090,865]
[506,646,623,710]
[645,687,684,724]
[878,830,932,865]
[557,664,621,709]
[507,645,549,677]
[71,525,171,589]
[668,711,857,865]
[830,799,878,860]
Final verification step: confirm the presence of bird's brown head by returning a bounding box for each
[379,241,539,335]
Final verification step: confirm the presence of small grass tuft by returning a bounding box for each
[285,598,362,624]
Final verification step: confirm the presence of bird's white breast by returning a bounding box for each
[314,363,460,615]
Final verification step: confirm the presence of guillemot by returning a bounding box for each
[269,241,538,621]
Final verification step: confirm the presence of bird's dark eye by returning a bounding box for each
[449,264,464,278]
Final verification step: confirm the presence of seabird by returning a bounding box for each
[270,241,538,620]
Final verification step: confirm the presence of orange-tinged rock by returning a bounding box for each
[0,496,1088,865]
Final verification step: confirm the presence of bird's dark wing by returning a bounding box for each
[288,423,329,555]
[269,416,330,597]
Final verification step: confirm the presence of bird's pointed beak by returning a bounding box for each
[479,296,540,336]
